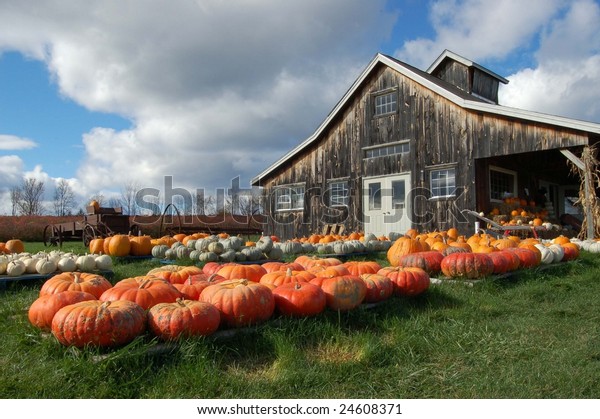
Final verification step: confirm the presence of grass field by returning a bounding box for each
[1,242,599,399]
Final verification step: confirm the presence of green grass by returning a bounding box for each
[1,243,600,398]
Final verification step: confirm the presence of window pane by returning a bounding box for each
[490,169,515,201]
[430,168,456,198]
[368,183,381,210]
[374,92,397,116]
[392,180,405,208]
[330,181,349,206]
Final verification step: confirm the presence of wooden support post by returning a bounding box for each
[560,148,595,239]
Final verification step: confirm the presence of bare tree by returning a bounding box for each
[10,185,21,216]
[53,179,76,216]
[17,177,45,215]
[120,181,140,215]
[237,189,263,216]
[195,191,216,215]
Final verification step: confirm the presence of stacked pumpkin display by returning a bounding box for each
[385,228,579,280]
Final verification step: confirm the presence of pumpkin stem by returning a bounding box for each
[139,278,152,289]
[98,301,111,316]
[73,272,81,283]
[176,298,186,306]
[286,267,293,277]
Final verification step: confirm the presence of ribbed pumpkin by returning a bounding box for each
[377,266,430,296]
[152,266,203,285]
[202,261,224,275]
[387,237,428,266]
[310,264,351,278]
[40,272,112,299]
[359,273,394,303]
[100,276,182,310]
[312,275,367,311]
[272,281,326,317]
[28,290,97,331]
[294,255,341,270]
[486,251,511,274]
[503,247,540,268]
[147,299,221,340]
[261,261,305,273]
[440,252,494,279]
[172,273,226,300]
[108,234,131,257]
[216,264,267,283]
[561,243,579,261]
[199,279,274,328]
[397,251,444,275]
[51,300,146,348]
[341,261,382,276]
[259,268,315,288]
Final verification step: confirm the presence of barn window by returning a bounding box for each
[489,166,517,202]
[329,181,349,207]
[374,91,397,116]
[368,182,382,210]
[429,167,456,198]
[274,185,305,211]
[364,140,410,158]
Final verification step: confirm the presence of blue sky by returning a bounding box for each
[0,0,599,214]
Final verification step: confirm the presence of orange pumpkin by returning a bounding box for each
[108,234,131,257]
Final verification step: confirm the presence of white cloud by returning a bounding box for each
[394,0,600,124]
[0,134,37,150]
[0,0,394,201]
[395,0,566,69]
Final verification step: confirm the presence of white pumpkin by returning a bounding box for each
[36,258,57,275]
[534,244,555,265]
[586,241,600,254]
[76,254,96,272]
[23,257,41,274]
[94,254,113,271]
[548,244,565,262]
[57,256,77,272]
[6,259,26,277]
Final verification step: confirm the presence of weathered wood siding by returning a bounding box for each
[260,63,591,239]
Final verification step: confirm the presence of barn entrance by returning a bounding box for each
[362,173,411,236]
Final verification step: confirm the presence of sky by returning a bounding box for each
[0,0,599,215]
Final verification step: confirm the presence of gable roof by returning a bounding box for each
[252,52,600,186]
[427,49,509,85]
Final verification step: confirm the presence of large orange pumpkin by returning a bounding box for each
[272,281,326,317]
[216,264,267,283]
[173,273,227,300]
[387,237,428,267]
[359,273,394,303]
[51,300,146,348]
[28,291,97,331]
[199,279,274,328]
[377,266,430,297]
[100,276,182,310]
[313,275,367,311]
[5,239,25,254]
[129,235,153,256]
[40,272,112,299]
[440,252,494,279]
[147,299,221,340]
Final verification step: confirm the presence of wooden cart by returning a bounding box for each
[43,206,140,247]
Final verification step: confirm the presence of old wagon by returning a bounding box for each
[43,205,140,247]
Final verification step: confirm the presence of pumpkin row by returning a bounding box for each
[0,250,112,277]
[28,260,432,348]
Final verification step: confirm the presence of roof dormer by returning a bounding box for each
[427,49,508,104]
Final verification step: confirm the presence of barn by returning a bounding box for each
[252,50,600,240]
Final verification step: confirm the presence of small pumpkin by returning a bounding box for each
[216,264,267,283]
[312,275,367,311]
[173,273,226,300]
[359,273,394,303]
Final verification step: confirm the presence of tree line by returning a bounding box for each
[8,178,263,217]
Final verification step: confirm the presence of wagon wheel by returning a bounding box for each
[159,203,183,237]
[43,224,62,247]
[82,224,98,247]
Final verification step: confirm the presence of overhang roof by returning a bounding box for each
[252,52,600,186]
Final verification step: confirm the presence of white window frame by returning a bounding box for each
[429,166,457,199]
[274,185,305,212]
[363,140,410,159]
[374,90,398,116]
[489,165,517,203]
[329,180,349,207]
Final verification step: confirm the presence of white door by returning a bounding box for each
[362,173,411,236]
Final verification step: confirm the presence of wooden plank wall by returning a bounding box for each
[261,63,591,239]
